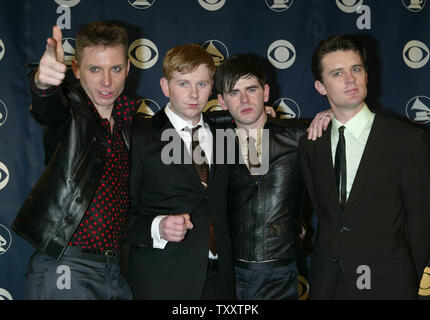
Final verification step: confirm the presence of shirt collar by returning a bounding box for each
[332,104,373,140]
[164,102,206,131]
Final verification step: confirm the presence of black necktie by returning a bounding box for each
[334,126,347,212]
[189,126,216,256]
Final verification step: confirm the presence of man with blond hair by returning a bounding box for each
[127,44,235,300]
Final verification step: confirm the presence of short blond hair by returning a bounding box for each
[162,44,215,80]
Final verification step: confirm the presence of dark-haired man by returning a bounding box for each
[215,54,307,300]
[12,22,135,299]
[299,35,430,299]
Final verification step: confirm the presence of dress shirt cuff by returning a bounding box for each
[151,215,168,249]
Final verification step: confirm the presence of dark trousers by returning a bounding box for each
[200,259,223,300]
[26,247,133,300]
[234,259,298,300]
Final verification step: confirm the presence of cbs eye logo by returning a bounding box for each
[0,288,13,300]
[0,99,8,126]
[198,0,225,11]
[54,0,80,7]
[137,98,161,118]
[0,162,9,191]
[0,39,5,61]
[336,0,363,13]
[265,0,294,12]
[128,0,156,10]
[128,39,159,69]
[267,40,296,69]
[403,40,429,69]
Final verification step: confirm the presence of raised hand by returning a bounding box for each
[159,213,194,242]
[34,26,67,90]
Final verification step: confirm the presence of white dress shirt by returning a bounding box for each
[331,104,375,201]
[151,103,214,253]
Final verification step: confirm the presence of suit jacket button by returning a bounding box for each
[340,226,351,232]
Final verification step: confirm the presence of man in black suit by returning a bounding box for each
[126,44,235,299]
[299,35,430,299]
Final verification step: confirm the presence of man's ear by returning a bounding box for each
[72,59,80,79]
[314,80,327,96]
[160,77,170,98]
[217,94,228,111]
[263,84,270,103]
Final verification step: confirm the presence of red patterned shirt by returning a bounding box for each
[70,96,137,254]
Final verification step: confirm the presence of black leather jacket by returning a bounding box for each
[11,78,132,260]
[228,117,308,261]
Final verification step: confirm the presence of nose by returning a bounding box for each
[189,85,199,99]
[101,71,112,87]
[345,71,356,84]
[240,92,249,103]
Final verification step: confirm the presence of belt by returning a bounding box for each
[234,258,295,269]
[64,247,119,263]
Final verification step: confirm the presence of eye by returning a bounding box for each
[403,40,429,69]
[128,39,159,69]
[267,40,296,69]
[198,82,208,87]
[112,66,122,73]
[89,66,100,73]
[228,91,238,97]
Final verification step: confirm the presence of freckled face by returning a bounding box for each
[160,64,213,125]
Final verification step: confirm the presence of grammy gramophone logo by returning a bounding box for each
[273,97,301,119]
[402,0,426,12]
[265,0,294,12]
[0,224,12,255]
[405,96,430,124]
[128,0,156,9]
[201,40,229,67]
[137,98,161,118]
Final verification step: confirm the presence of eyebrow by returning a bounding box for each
[328,64,363,75]
[227,85,258,93]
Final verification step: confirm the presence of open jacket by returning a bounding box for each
[12,77,132,260]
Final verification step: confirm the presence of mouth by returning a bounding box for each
[345,88,359,95]
[98,90,114,99]
[240,107,254,114]
[188,103,200,109]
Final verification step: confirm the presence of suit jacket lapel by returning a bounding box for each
[344,114,384,213]
[153,110,203,186]
[317,124,342,212]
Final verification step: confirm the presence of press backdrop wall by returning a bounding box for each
[0,0,429,300]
